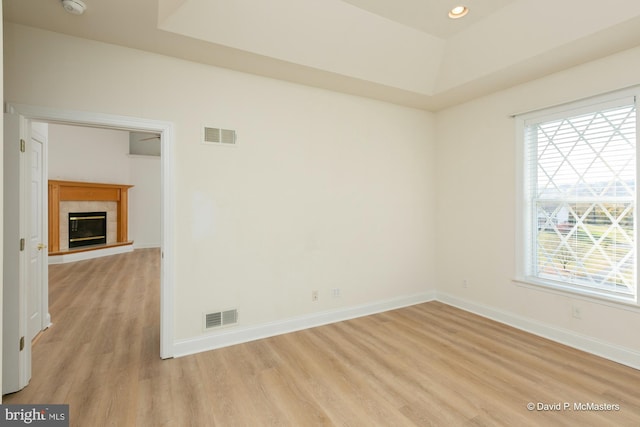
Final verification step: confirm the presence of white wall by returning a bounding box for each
[436,46,640,358]
[4,24,437,343]
[128,155,161,248]
[48,124,130,184]
[5,22,638,369]
[47,123,161,248]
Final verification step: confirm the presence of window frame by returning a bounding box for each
[515,87,640,307]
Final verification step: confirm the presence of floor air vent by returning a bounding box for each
[204,309,238,330]
[203,127,237,145]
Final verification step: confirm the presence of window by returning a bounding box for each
[516,89,638,304]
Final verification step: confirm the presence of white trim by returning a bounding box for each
[173,291,436,358]
[515,116,527,281]
[5,103,176,359]
[509,84,640,118]
[132,243,161,250]
[436,292,640,370]
[513,278,640,311]
[47,244,134,265]
[127,154,160,159]
[159,121,175,359]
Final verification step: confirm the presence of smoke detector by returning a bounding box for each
[61,0,86,15]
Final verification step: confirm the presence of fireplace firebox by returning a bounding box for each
[69,212,107,248]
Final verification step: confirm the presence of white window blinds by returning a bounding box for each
[522,95,637,300]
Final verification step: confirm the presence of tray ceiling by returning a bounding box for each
[5,0,640,110]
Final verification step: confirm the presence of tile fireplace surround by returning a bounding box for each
[48,180,133,254]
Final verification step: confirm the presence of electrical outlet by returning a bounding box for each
[463,279,468,288]
[571,305,581,319]
[331,288,341,298]
[312,290,319,302]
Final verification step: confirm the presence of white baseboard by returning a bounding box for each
[173,291,437,357]
[436,292,640,370]
[171,290,639,370]
[48,244,134,264]
[133,243,161,249]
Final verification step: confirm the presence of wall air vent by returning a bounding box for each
[204,309,239,330]
[203,126,237,145]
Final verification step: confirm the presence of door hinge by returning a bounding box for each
[20,238,25,251]
[19,336,25,351]
[20,139,25,153]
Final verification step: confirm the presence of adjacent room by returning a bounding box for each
[2,0,640,425]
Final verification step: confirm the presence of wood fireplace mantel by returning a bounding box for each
[48,180,134,254]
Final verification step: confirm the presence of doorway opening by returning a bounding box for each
[3,104,175,394]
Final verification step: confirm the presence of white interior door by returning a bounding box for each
[3,110,31,394]
[28,124,48,341]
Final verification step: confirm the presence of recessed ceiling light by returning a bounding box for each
[448,6,469,19]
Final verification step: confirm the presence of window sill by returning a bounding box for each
[513,277,640,312]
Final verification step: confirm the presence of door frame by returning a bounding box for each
[5,103,175,366]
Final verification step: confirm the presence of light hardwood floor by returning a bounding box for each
[4,249,640,426]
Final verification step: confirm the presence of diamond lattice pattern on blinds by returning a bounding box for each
[525,98,637,297]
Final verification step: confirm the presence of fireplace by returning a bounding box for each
[48,180,133,254]
[68,212,107,248]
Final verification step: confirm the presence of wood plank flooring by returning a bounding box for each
[4,248,640,426]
